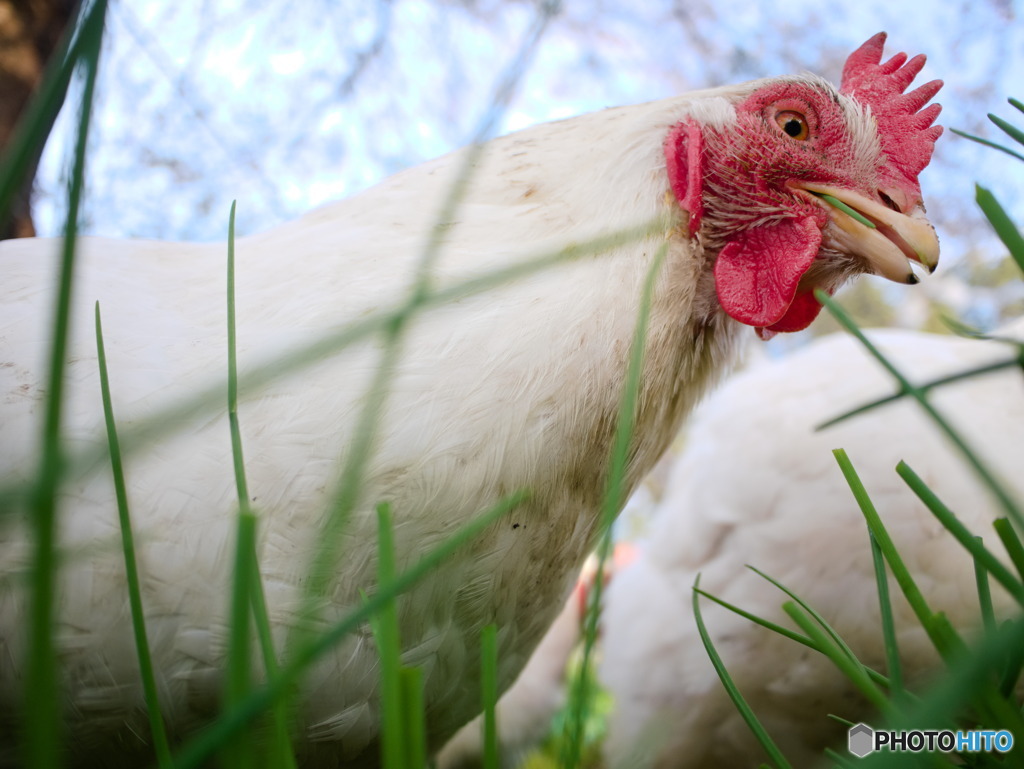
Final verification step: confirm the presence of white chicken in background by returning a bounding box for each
[600,324,1024,768]
[0,34,942,767]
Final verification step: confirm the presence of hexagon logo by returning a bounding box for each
[849,723,874,758]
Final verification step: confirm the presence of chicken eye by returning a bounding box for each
[774,110,810,141]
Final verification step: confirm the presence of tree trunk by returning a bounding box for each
[0,0,78,239]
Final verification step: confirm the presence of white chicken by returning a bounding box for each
[600,324,1024,768]
[0,34,942,767]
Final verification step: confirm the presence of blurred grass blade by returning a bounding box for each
[868,532,903,700]
[994,518,1024,581]
[998,617,1024,698]
[248,553,297,769]
[974,537,996,634]
[892,460,1019,737]
[988,113,1024,148]
[297,0,560,648]
[95,303,172,768]
[0,218,664,518]
[975,184,1024,274]
[373,502,404,769]
[856,621,1024,768]
[482,623,499,769]
[172,489,528,769]
[1009,97,1024,114]
[895,460,1024,608]
[692,576,794,769]
[400,666,426,769]
[817,357,1020,429]
[950,128,1024,163]
[224,509,257,769]
[561,243,667,769]
[823,747,859,768]
[25,3,107,767]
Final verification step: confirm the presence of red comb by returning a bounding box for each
[840,32,943,185]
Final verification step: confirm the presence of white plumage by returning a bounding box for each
[600,324,1024,768]
[1,94,732,768]
[0,34,942,767]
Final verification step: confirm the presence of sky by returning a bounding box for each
[33,0,1024,329]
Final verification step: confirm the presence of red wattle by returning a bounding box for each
[713,216,822,329]
[756,288,830,339]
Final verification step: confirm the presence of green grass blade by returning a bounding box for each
[973,537,996,635]
[812,191,876,228]
[693,585,894,691]
[950,128,1024,163]
[823,747,859,768]
[225,199,296,767]
[1009,97,1024,115]
[832,449,964,660]
[988,112,1024,148]
[839,456,1020,739]
[869,532,903,700]
[95,303,172,768]
[747,565,870,671]
[247,553,297,769]
[781,602,891,715]
[863,613,1024,763]
[692,588,815,649]
[373,502,404,769]
[481,623,499,769]
[975,184,1024,274]
[226,200,250,506]
[998,618,1024,698]
[993,518,1024,581]
[895,461,1024,609]
[826,714,855,728]
[171,490,528,769]
[816,358,1020,430]
[561,243,668,769]
[400,666,426,769]
[748,564,899,700]
[819,293,1024,532]
[224,510,258,769]
[692,576,794,769]
[24,4,107,767]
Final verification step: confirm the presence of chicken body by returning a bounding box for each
[0,35,941,767]
[0,88,742,769]
[600,326,1024,768]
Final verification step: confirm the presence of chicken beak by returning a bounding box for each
[799,183,940,284]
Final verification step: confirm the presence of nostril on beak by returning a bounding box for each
[878,190,902,213]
